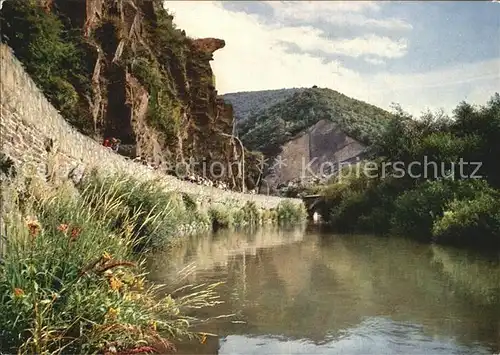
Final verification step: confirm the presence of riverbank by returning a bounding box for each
[311,95,500,251]
[0,168,306,354]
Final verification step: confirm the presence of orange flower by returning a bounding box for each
[13,288,25,297]
[25,216,40,238]
[57,223,68,232]
[70,226,81,240]
[109,276,123,291]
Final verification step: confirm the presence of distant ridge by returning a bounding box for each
[223,87,393,157]
[221,88,304,121]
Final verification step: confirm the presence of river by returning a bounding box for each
[147,226,500,354]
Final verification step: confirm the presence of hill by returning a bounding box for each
[221,88,304,121]
[233,87,393,157]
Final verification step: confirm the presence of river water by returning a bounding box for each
[148,226,500,355]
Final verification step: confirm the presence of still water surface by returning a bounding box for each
[148,226,500,354]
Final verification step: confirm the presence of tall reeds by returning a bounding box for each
[0,175,220,354]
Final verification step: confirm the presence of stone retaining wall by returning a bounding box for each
[0,44,302,210]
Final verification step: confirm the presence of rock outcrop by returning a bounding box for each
[262,120,366,192]
[1,0,254,189]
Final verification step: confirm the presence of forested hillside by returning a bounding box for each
[234,87,393,157]
[316,94,500,250]
[222,88,303,121]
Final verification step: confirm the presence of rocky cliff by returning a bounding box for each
[223,87,393,191]
[1,0,253,189]
[263,120,366,193]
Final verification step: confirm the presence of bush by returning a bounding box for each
[391,179,493,240]
[276,201,307,224]
[232,202,261,227]
[208,206,233,230]
[320,172,405,233]
[433,193,500,248]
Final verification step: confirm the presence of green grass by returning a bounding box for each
[0,165,307,353]
[209,200,306,230]
[0,176,221,354]
[78,171,211,250]
[276,200,307,225]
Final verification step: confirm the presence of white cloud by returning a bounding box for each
[364,57,386,65]
[167,2,407,59]
[270,26,407,58]
[165,1,498,116]
[264,1,412,30]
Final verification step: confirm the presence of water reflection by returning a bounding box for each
[148,227,500,354]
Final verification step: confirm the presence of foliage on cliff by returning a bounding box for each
[1,0,244,187]
[0,0,93,132]
[0,0,187,137]
[234,87,393,156]
[318,94,500,250]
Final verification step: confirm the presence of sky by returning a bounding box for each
[166,1,499,116]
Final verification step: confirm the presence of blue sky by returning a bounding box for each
[167,1,499,115]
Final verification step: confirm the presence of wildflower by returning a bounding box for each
[150,320,158,331]
[70,226,82,241]
[13,288,24,297]
[25,216,41,238]
[57,223,68,232]
[109,276,123,291]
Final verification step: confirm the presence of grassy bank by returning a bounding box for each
[317,94,500,250]
[0,170,305,353]
[209,200,307,231]
[0,176,223,354]
[79,171,306,248]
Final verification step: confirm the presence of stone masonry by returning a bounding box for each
[0,44,302,210]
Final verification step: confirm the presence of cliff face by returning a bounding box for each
[262,120,366,192]
[223,88,392,191]
[1,0,249,188]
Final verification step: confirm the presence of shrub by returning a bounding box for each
[433,193,500,248]
[208,206,233,230]
[231,202,262,227]
[320,172,404,233]
[391,179,493,240]
[276,201,306,224]
[261,208,278,224]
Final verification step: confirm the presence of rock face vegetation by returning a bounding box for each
[0,0,256,189]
